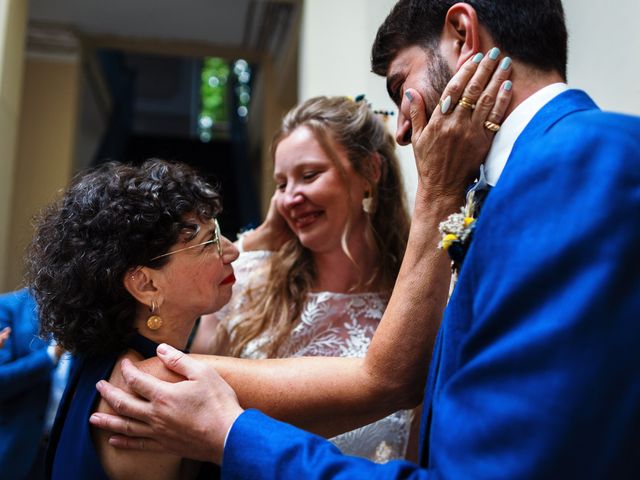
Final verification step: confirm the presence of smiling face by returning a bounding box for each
[274,126,369,255]
[154,218,239,318]
[386,45,453,145]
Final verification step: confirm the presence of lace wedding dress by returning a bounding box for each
[214,250,413,463]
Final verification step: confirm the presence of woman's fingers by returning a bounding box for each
[472,54,512,129]
[109,435,164,452]
[119,358,174,402]
[95,378,152,421]
[433,52,484,117]
[156,343,209,381]
[432,48,511,123]
[242,192,293,251]
[407,89,428,145]
[457,48,502,108]
[90,412,156,440]
[485,80,513,127]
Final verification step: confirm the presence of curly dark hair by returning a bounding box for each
[25,159,221,356]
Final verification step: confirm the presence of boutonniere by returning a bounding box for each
[438,165,491,273]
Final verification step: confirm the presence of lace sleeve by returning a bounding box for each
[225,285,414,462]
[279,292,387,358]
[273,292,413,463]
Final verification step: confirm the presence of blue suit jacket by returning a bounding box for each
[221,90,640,479]
[0,289,53,479]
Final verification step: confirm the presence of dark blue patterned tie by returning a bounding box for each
[447,165,492,271]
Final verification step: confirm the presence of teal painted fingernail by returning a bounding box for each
[405,91,413,102]
[440,95,452,114]
[472,52,484,63]
[500,57,512,70]
[504,80,512,91]
[488,47,500,60]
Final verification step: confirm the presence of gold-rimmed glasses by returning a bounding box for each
[150,218,221,261]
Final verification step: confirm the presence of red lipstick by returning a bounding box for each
[220,273,236,285]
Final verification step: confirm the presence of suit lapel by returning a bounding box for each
[507,90,597,166]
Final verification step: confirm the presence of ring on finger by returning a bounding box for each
[483,120,501,132]
[457,96,476,110]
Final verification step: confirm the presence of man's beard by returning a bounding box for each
[425,49,454,118]
[398,48,454,144]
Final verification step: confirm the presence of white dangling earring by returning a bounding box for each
[362,191,374,214]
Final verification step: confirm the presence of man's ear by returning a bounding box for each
[123,267,161,307]
[442,2,481,71]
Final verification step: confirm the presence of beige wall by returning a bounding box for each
[564,0,640,115]
[0,0,27,291]
[300,0,417,206]
[5,56,79,289]
[300,0,401,114]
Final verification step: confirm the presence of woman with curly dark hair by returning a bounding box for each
[26,159,238,479]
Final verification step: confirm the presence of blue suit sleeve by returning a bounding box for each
[0,347,53,400]
[222,410,430,479]
[0,291,53,401]
[428,114,640,477]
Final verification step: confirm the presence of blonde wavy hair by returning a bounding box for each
[228,96,410,357]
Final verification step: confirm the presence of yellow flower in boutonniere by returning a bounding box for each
[441,234,459,251]
[438,208,477,272]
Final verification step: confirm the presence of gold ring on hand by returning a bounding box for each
[483,120,501,132]
[457,96,476,110]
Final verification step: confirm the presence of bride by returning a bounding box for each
[192,95,415,462]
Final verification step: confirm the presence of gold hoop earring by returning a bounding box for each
[146,300,163,331]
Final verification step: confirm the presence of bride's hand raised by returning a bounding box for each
[239,191,294,251]
[408,48,513,206]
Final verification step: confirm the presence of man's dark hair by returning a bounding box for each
[372,0,568,80]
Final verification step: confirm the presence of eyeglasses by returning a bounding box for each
[150,219,222,261]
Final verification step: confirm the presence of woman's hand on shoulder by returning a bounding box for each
[408,48,513,204]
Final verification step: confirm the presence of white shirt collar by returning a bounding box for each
[484,83,569,186]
